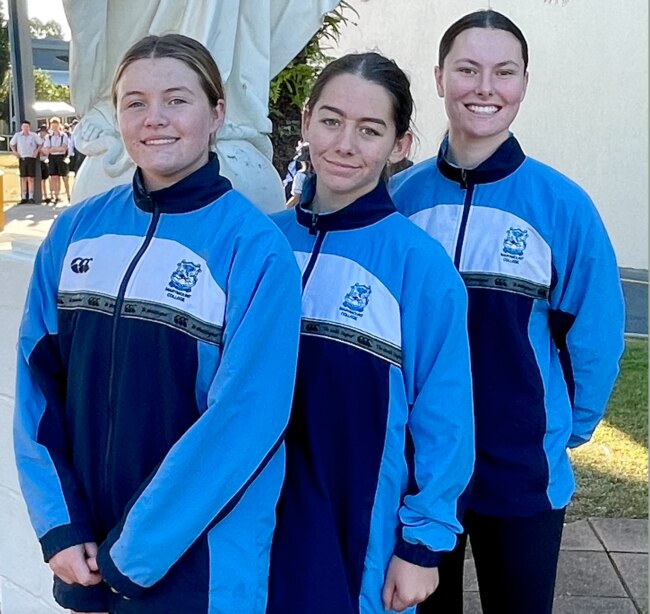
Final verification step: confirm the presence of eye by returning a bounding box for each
[169,98,188,105]
[124,100,144,109]
[458,67,476,75]
[497,70,515,77]
[360,126,381,137]
[321,117,340,127]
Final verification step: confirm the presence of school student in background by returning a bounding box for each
[37,124,52,204]
[44,116,71,203]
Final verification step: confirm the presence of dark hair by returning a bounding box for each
[111,34,225,108]
[21,120,31,126]
[438,10,528,70]
[305,52,414,138]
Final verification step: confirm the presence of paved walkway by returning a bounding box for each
[0,200,67,257]
[463,518,648,614]
[1,202,648,614]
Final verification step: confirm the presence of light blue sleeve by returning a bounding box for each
[549,193,625,448]
[97,224,302,597]
[13,212,98,560]
[394,240,474,566]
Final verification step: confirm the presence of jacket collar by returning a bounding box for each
[133,152,232,213]
[437,134,526,185]
[295,177,396,233]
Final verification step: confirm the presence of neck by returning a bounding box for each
[447,131,510,169]
[313,182,381,214]
[312,191,349,214]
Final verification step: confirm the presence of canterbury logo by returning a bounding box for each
[71,257,93,274]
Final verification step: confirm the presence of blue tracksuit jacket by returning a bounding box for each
[390,135,625,517]
[13,155,301,613]
[266,181,474,614]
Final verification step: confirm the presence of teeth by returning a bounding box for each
[467,105,499,115]
[145,138,176,145]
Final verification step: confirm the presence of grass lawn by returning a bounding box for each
[568,337,648,520]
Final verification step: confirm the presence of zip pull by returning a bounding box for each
[460,169,468,190]
[309,212,318,235]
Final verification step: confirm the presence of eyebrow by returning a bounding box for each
[121,86,195,97]
[454,58,521,68]
[318,104,388,127]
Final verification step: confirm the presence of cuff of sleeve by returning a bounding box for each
[40,522,96,562]
[97,541,146,599]
[568,433,589,448]
[393,537,442,568]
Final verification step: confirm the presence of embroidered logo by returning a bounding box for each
[71,257,93,273]
[166,260,201,302]
[340,283,372,320]
[501,227,529,264]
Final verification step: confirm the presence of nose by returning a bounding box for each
[335,123,357,155]
[144,101,169,127]
[475,72,494,97]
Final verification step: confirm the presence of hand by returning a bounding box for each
[49,542,103,586]
[381,555,439,612]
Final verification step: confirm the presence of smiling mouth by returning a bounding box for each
[466,105,500,115]
[142,138,179,145]
[325,159,359,170]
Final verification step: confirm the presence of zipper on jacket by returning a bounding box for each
[309,212,318,235]
[301,230,327,291]
[453,170,474,268]
[103,202,161,496]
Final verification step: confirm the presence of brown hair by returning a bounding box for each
[111,34,225,108]
[305,52,414,138]
[439,10,529,70]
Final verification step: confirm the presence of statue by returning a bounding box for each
[62,0,340,212]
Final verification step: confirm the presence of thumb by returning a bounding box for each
[84,543,100,572]
[87,556,99,573]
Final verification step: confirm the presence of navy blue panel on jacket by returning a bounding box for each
[391,135,626,517]
[267,180,474,614]
[14,154,302,613]
[467,290,549,513]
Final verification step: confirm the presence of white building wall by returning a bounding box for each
[332,0,648,269]
[0,253,64,613]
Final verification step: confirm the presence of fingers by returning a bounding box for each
[389,589,427,611]
[72,558,102,586]
[391,592,415,612]
[383,582,433,611]
[49,544,103,586]
[87,556,99,573]
[382,578,395,611]
[84,543,100,573]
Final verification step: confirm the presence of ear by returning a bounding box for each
[434,65,445,98]
[388,131,413,166]
[520,71,529,102]
[210,99,226,135]
[301,108,312,141]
